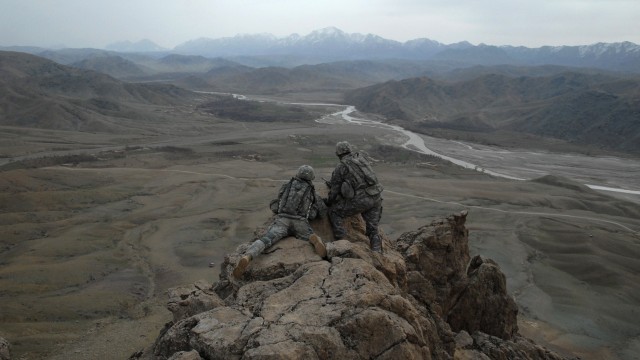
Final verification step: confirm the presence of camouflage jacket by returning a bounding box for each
[270,177,326,220]
[328,153,383,204]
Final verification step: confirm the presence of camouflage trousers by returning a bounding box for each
[328,194,383,243]
[247,215,314,258]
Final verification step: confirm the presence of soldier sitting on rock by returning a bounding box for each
[233,165,328,278]
[324,141,384,253]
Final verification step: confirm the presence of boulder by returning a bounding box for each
[141,212,570,360]
[167,280,225,322]
[446,256,519,340]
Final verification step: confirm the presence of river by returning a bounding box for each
[314,104,640,197]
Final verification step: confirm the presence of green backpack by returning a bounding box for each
[271,178,315,218]
[341,153,383,197]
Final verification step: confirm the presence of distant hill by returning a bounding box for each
[71,55,150,78]
[105,39,167,52]
[38,48,115,65]
[0,51,193,132]
[0,45,48,54]
[345,72,640,154]
[151,54,240,73]
[176,62,379,94]
[33,49,248,80]
[174,59,456,94]
[432,64,619,83]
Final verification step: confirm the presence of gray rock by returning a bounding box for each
[143,213,571,360]
[455,330,474,349]
[447,255,519,340]
[167,280,225,322]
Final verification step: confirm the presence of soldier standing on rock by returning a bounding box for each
[233,165,328,278]
[324,141,384,253]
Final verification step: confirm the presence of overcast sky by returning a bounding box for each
[1,0,639,49]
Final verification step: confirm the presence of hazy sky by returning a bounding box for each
[1,0,639,49]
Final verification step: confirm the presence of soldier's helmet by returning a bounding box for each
[335,141,353,156]
[297,165,315,181]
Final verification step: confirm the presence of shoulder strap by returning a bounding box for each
[296,181,314,218]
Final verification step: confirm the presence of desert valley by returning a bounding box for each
[1,27,640,360]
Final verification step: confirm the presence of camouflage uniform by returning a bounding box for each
[240,166,326,262]
[259,177,325,248]
[326,142,383,252]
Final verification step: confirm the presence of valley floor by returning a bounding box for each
[1,100,639,359]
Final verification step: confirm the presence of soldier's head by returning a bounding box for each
[296,164,315,181]
[335,141,352,157]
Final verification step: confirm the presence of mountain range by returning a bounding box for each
[2,26,640,155]
[170,27,640,72]
[3,27,639,72]
[3,48,639,155]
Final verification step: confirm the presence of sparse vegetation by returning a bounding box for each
[196,96,323,122]
[0,154,100,171]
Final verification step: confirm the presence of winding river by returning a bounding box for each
[198,92,640,198]
[314,104,640,196]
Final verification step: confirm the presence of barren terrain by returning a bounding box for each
[1,94,639,360]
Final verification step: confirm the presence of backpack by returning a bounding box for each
[341,153,383,197]
[272,178,315,218]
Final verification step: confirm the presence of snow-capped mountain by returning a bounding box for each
[172,27,640,72]
[500,41,640,71]
[174,27,431,60]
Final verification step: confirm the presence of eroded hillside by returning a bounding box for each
[344,73,640,154]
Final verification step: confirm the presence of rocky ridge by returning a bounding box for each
[133,211,572,360]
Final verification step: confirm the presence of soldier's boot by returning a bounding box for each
[233,240,266,278]
[233,256,251,278]
[370,234,382,254]
[309,234,327,258]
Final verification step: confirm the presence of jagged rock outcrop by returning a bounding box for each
[134,212,572,360]
[0,337,11,360]
[396,211,471,317]
[446,256,518,340]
